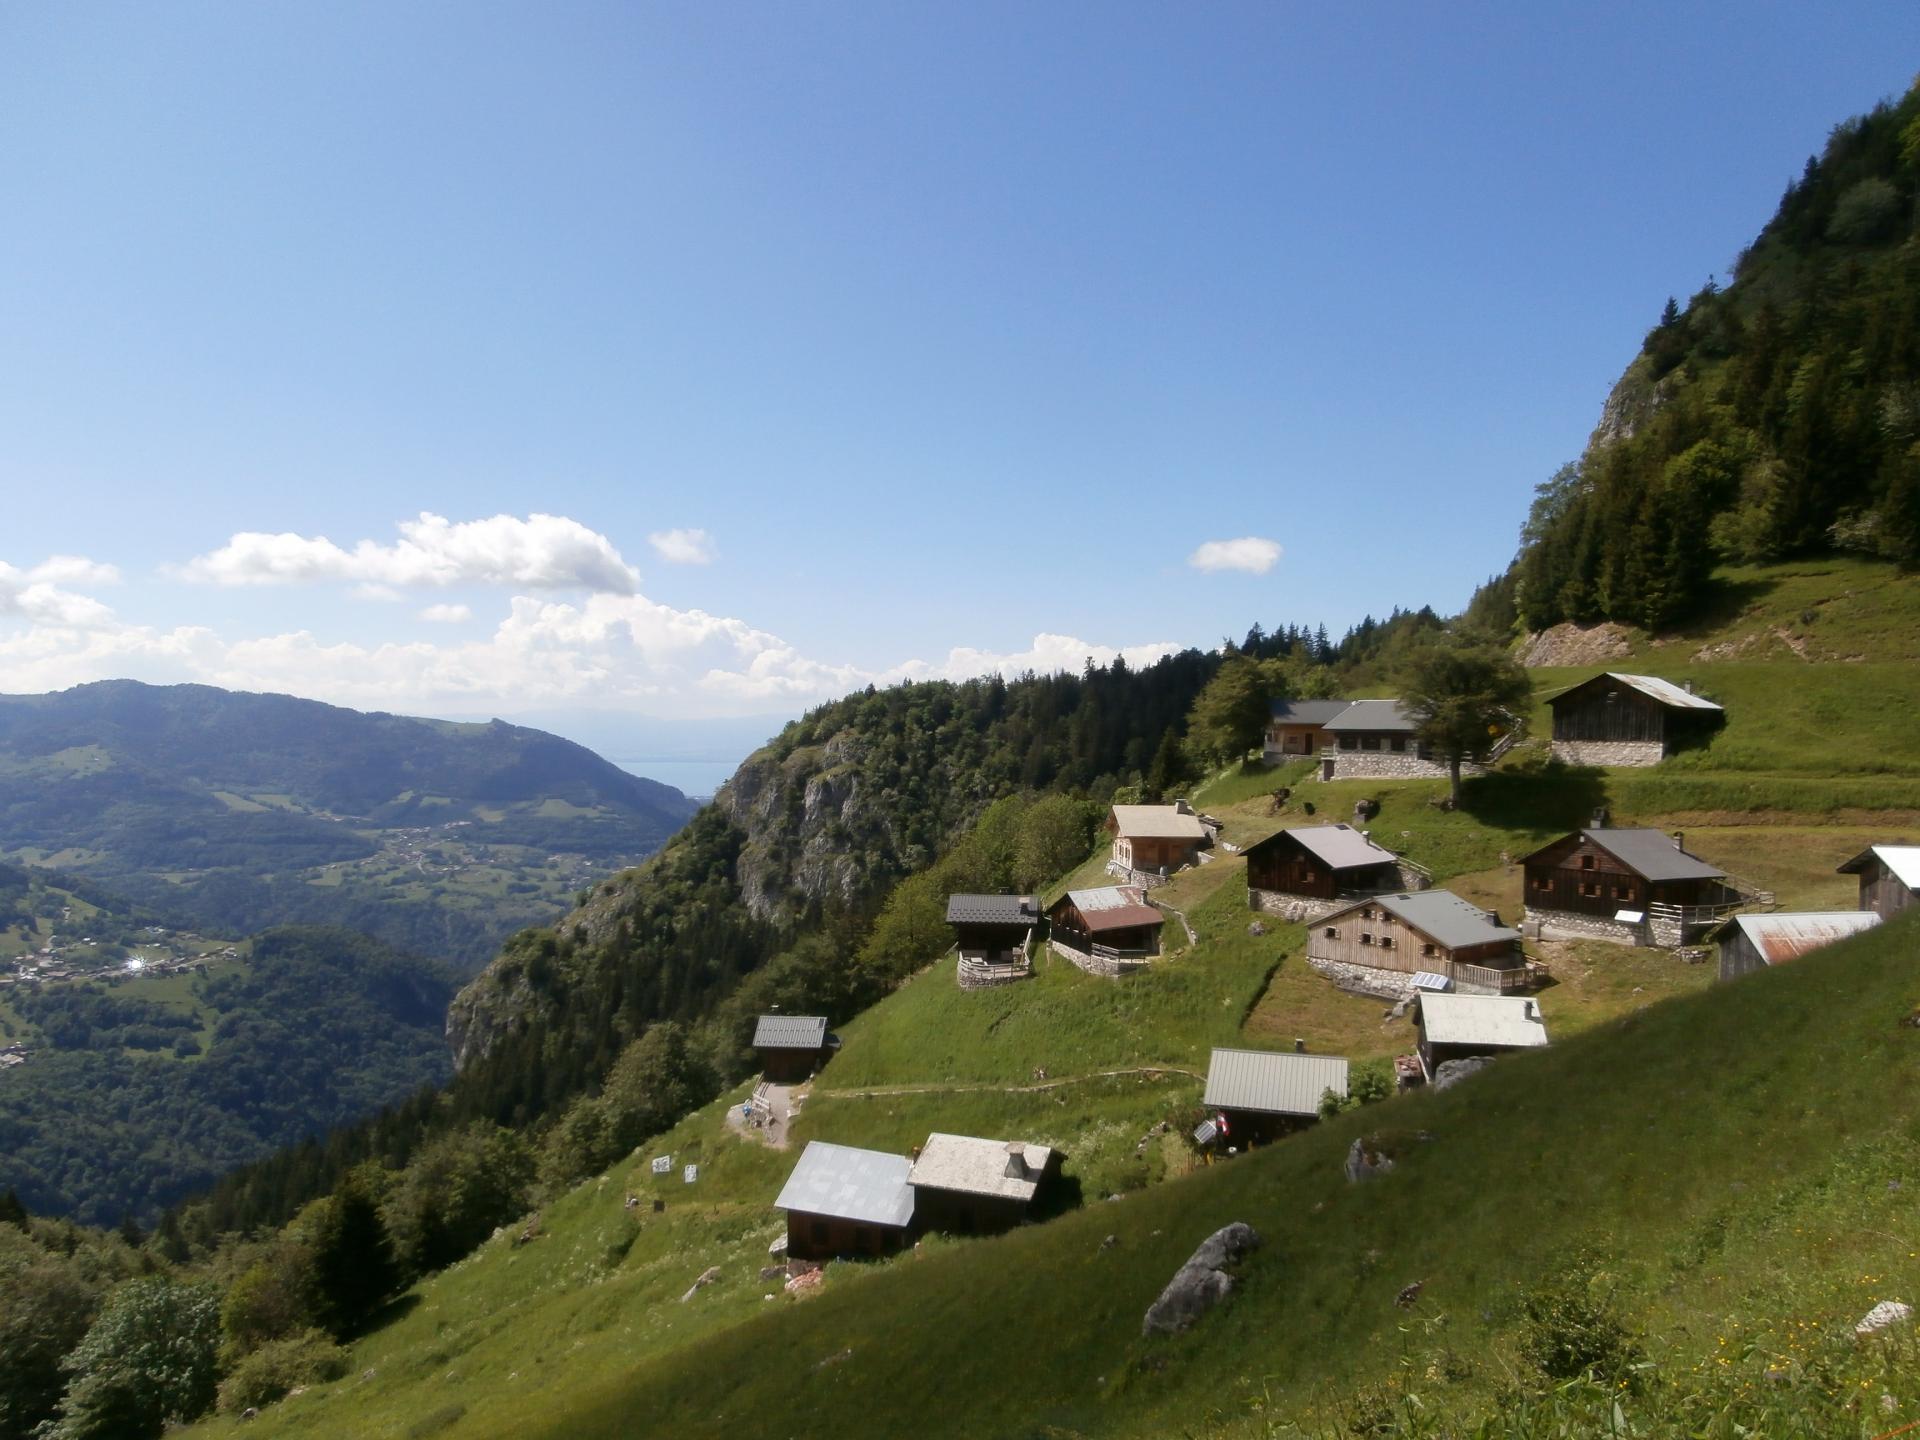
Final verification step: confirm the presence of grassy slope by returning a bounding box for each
[199,559,1920,1439]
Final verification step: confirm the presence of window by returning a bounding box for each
[1421,943,1436,958]
[1323,926,1337,939]
[1361,736,1382,751]
[1390,736,1407,752]
[1340,735,1357,751]
[1580,855,1596,870]
[1531,874,1551,890]
[1612,884,1629,900]
[1360,932,1374,946]
[1378,936,1394,950]
[1580,881,1599,897]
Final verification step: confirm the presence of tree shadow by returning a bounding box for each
[1459,765,1609,835]
[356,1291,423,1338]
[1656,572,1781,642]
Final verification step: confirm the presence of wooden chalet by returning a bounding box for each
[1046,885,1163,975]
[1263,699,1353,761]
[946,893,1040,987]
[1837,845,1920,920]
[1713,911,1882,983]
[774,1141,915,1260]
[1414,993,1548,1081]
[1244,823,1406,916]
[1201,1046,1349,1144]
[1307,889,1527,993]
[752,1013,833,1082]
[907,1133,1057,1236]
[1520,828,1738,947]
[1105,803,1212,883]
[1546,673,1723,767]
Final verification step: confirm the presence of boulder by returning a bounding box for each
[1248,920,1268,937]
[1432,1056,1495,1091]
[1142,1222,1262,1337]
[679,1265,721,1302]
[1344,1138,1395,1183]
[1857,1300,1913,1338]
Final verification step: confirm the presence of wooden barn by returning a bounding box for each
[1046,886,1164,975]
[1201,1046,1349,1144]
[774,1141,915,1260]
[1307,889,1526,993]
[1546,672,1723,767]
[1836,845,1920,920]
[1105,803,1212,883]
[906,1133,1057,1236]
[1520,828,1737,947]
[752,1013,833,1082]
[1243,823,1405,915]
[1713,911,1882,983]
[1414,993,1548,1081]
[1263,698,1354,761]
[945,893,1040,986]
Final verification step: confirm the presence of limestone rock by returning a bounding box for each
[1432,1056,1495,1091]
[680,1265,721,1302]
[1857,1300,1913,1338]
[1142,1222,1262,1337]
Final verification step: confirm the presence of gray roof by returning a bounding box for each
[1550,672,1723,712]
[1248,823,1399,871]
[1583,828,1726,883]
[907,1133,1054,1202]
[1269,698,1354,725]
[752,1014,829,1050]
[1325,889,1518,950]
[1108,804,1210,840]
[1322,699,1419,733]
[774,1142,915,1228]
[945,894,1040,926]
[1203,1047,1350,1117]
[1418,994,1549,1049]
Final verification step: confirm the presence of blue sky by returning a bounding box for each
[2,5,1916,754]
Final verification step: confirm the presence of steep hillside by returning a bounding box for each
[1503,80,1920,634]
[0,681,696,969]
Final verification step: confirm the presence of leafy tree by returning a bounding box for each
[0,1251,98,1439]
[1400,642,1532,806]
[383,1122,535,1279]
[304,1167,396,1339]
[220,1237,319,1357]
[1141,728,1188,804]
[0,1188,26,1231]
[1012,794,1099,891]
[47,1277,221,1440]
[216,1328,348,1416]
[1184,656,1279,767]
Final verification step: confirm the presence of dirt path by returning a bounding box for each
[812,1065,1205,1101]
[724,1081,798,1148]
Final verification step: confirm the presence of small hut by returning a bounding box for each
[1713,911,1882,982]
[1414,993,1548,1081]
[752,1014,833,1082]
[774,1142,914,1260]
[1545,673,1723,767]
[1046,886,1164,975]
[1520,828,1737,946]
[1243,823,1406,916]
[906,1133,1057,1236]
[1836,845,1920,920]
[1201,1046,1350,1144]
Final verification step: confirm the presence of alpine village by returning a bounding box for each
[7,63,1920,1440]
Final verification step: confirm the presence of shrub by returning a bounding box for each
[216,1328,347,1414]
[1515,1247,1642,1383]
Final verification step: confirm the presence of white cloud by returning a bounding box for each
[647,528,716,565]
[1187,536,1283,575]
[880,633,1181,686]
[418,603,473,624]
[180,512,642,593]
[0,558,120,630]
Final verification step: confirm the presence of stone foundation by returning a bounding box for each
[1049,939,1150,978]
[1549,739,1665,768]
[1524,907,1646,947]
[1307,956,1415,1001]
[1248,889,1344,922]
[1319,752,1482,782]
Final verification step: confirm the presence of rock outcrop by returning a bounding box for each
[1142,1222,1262,1337]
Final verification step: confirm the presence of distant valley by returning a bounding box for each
[0,681,699,973]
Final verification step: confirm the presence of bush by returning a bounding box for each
[1515,1247,1642,1383]
[216,1328,347,1414]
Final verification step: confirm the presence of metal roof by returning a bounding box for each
[1062,885,1164,933]
[1323,889,1519,950]
[1269,698,1354,725]
[1724,911,1882,965]
[774,1142,915,1228]
[1417,994,1549,1049]
[907,1133,1054,1202]
[1838,845,1920,890]
[752,1014,829,1050]
[1549,673,1723,712]
[1245,823,1399,871]
[1202,1047,1350,1117]
[1322,699,1419,733]
[1581,828,1727,882]
[945,894,1040,926]
[1108,805,1210,840]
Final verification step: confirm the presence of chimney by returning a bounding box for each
[1684,680,1694,694]
[1293,1037,1306,1053]
[1523,1000,1534,1020]
[1672,831,1685,850]
[1004,1142,1028,1179]
[1174,798,1193,815]
[1591,806,1610,829]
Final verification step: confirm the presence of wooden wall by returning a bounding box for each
[1857,861,1916,920]
[1551,685,1668,744]
[1309,903,1516,975]
[786,1210,910,1261]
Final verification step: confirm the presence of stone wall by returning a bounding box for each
[1308,957,1414,1001]
[1524,907,1645,947]
[1248,889,1344,922]
[1321,752,1482,782]
[1549,738,1664,768]
[1049,939,1149,978]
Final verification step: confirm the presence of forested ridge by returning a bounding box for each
[1500,80,1920,633]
